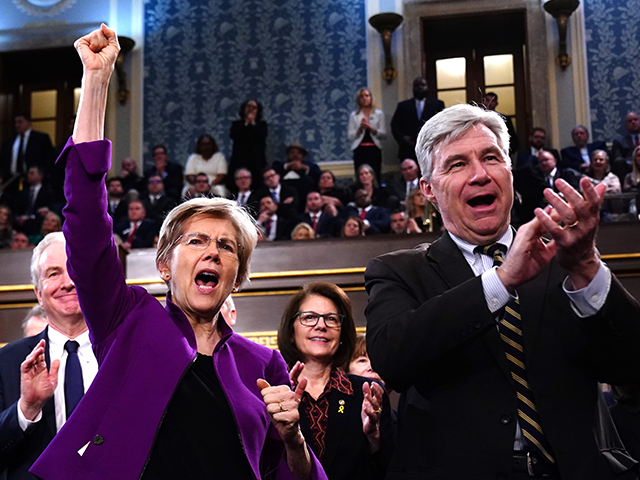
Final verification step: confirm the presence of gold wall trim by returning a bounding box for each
[0,302,38,310]
[601,253,640,260]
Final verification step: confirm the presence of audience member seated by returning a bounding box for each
[12,166,55,236]
[318,170,349,213]
[0,112,54,196]
[348,87,387,182]
[609,384,640,462]
[348,164,398,211]
[561,125,608,173]
[583,149,621,194]
[141,174,177,229]
[227,99,267,191]
[406,187,439,232]
[481,92,519,155]
[291,222,316,240]
[114,199,158,250]
[257,195,294,241]
[230,168,254,210]
[10,231,32,250]
[623,146,640,192]
[272,143,320,210]
[118,157,144,193]
[388,159,420,203]
[21,304,48,338]
[106,177,128,223]
[514,150,581,224]
[611,111,640,181]
[249,167,299,215]
[389,209,421,235]
[517,127,560,168]
[184,134,227,197]
[346,334,382,383]
[0,204,16,249]
[29,211,62,246]
[299,191,338,238]
[341,216,365,237]
[341,189,390,235]
[583,149,623,217]
[183,172,215,199]
[144,144,184,199]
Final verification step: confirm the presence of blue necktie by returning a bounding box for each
[64,340,84,419]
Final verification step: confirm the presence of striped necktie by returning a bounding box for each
[477,243,556,465]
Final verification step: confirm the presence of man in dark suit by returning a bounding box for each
[144,144,183,199]
[114,200,158,249]
[0,114,54,194]
[342,189,390,235]
[365,103,640,479]
[390,77,444,161]
[0,232,98,480]
[140,174,177,229]
[257,195,294,241]
[106,177,128,224]
[388,159,420,203]
[611,111,640,181]
[11,166,56,235]
[299,190,338,238]
[248,167,299,217]
[561,125,607,173]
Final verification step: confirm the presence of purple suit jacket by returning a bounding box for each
[31,139,326,480]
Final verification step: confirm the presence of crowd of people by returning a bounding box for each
[1,24,640,480]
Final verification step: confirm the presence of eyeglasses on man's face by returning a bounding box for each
[175,233,243,258]
[296,311,344,329]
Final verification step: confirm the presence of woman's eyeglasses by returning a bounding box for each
[176,233,243,258]
[296,311,344,329]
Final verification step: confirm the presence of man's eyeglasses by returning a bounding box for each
[175,233,243,258]
[296,311,344,329]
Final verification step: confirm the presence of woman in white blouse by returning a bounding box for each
[347,88,386,182]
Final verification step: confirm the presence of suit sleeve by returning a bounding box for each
[364,255,497,392]
[60,139,145,353]
[260,350,327,480]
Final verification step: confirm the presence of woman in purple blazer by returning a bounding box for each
[30,25,325,480]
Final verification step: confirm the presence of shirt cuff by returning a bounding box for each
[17,401,42,432]
[563,261,611,317]
[482,267,513,314]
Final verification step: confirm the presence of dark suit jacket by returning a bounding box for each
[0,329,56,480]
[516,148,561,169]
[391,97,445,160]
[140,194,177,229]
[248,185,299,218]
[113,219,158,248]
[0,131,54,182]
[298,373,394,480]
[342,206,390,235]
[561,141,608,172]
[143,162,184,199]
[299,212,338,238]
[365,232,640,479]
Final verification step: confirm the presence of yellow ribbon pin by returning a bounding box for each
[338,399,345,414]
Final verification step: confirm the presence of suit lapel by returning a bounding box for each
[322,383,356,472]
[518,263,553,368]
[427,233,513,384]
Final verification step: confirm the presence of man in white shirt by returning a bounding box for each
[366,103,640,479]
[389,158,421,202]
[233,168,253,207]
[0,232,98,479]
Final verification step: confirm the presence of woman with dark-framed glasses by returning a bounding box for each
[30,25,325,480]
[277,282,395,480]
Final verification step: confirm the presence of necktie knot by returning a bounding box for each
[65,340,79,354]
[475,243,507,267]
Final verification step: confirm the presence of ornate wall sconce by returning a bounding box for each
[368,13,403,84]
[543,0,580,71]
[115,36,136,105]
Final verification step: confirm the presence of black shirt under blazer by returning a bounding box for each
[298,373,394,480]
[0,329,56,480]
[365,232,640,480]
